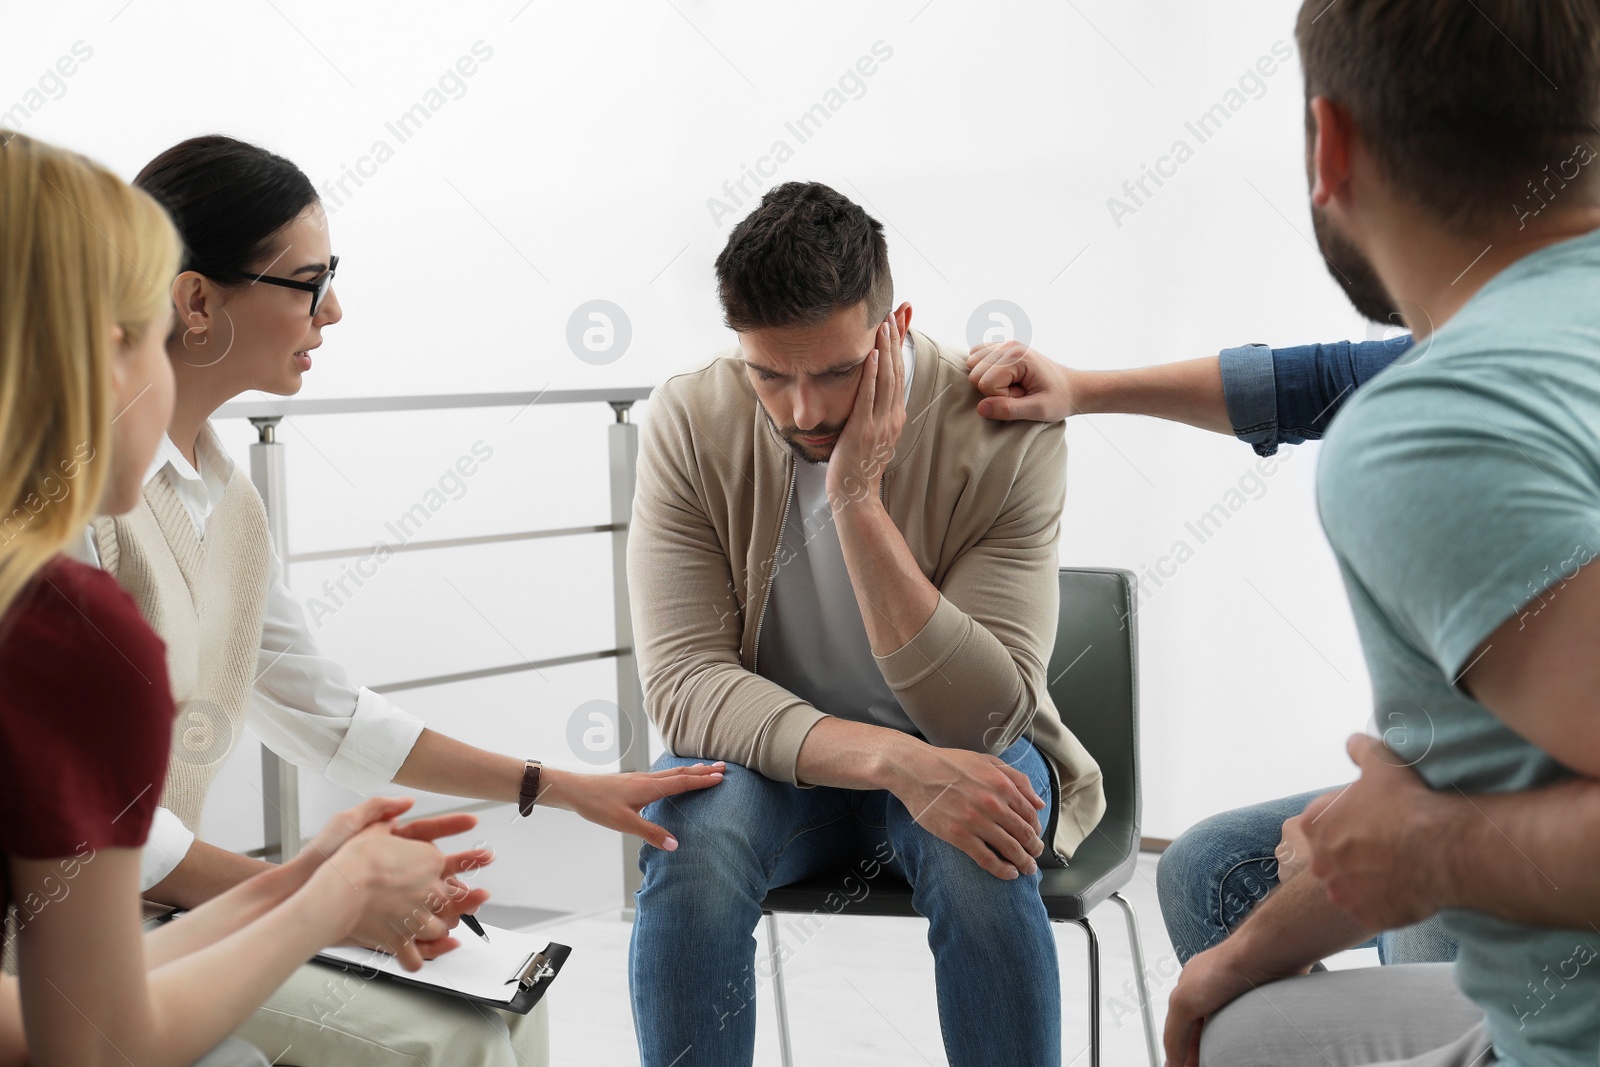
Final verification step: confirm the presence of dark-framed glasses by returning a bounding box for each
[203,254,339,316]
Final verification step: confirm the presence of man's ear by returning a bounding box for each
[1309,95,1353,210]
[892,301,912,339]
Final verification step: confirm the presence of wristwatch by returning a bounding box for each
[518,758,543,816]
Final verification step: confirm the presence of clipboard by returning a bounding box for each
[311,931,571,1016]
[155,910,569,1016]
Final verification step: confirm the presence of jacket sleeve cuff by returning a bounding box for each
[323,688,428,794]
[138,807,196,893]
[874,596,968,690]
[759,704,830,788]
[1218,343,1281,456]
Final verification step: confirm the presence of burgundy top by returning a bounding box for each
[0,555,174,924]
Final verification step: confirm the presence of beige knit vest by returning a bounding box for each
[94,466,272,837]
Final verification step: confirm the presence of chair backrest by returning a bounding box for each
[1046,568,1140,845]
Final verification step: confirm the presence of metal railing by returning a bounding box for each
[215,387,652,911]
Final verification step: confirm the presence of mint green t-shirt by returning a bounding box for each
[1319,227,1600,1067]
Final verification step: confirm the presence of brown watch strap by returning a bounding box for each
[518,759,543,816]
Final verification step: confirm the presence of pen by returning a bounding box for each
[461,913,490,943]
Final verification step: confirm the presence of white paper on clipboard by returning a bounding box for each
[316,922,544,1004]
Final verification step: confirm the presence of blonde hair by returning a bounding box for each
[0,131,181,619]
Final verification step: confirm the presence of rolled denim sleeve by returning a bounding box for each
[1218,343,1279,454]
[1220,336,1414,456]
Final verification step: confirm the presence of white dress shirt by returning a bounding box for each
[757,335,920,733]
[72,428,426,890]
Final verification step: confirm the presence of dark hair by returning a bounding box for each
[133,135,318,277]
[714,181,892,332]
[1296,0,1600,233]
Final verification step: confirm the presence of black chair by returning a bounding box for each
[759,567,1160,1067]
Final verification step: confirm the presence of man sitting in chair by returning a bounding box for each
[625,180,1105,1067]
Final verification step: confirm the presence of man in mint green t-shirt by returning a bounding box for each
[1312,227,1600,1064]
[1162,2,1600,1066]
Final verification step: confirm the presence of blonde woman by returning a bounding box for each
[0,131,486,1067]
[61,133,723,1066]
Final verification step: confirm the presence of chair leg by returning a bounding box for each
[765,913,796,1067]
[1071,917,1101,1067]
[1108,891,1161,1067]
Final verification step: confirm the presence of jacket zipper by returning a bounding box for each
[750,456,795,674]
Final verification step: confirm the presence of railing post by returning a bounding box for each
[248,416,302,864]
[609,401,648,914]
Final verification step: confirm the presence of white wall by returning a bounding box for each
[7,0,1391,909]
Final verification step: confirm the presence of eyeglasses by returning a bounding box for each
[203,254,339,316]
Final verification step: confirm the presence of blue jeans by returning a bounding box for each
[629,736,1060,1067]
[1155,788,1459,966]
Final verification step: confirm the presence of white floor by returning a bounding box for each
[513,852,1379,1067]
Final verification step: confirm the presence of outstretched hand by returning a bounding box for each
[966,340,1075,422]
[545,762,725,851]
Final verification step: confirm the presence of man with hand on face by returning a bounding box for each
[624,180,1105,1067]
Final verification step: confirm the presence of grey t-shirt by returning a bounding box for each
[758,338,919,734]
[1319,227,1600,1067]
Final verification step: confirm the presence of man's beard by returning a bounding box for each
[764,409,846,465]
[1311,203,1399,324]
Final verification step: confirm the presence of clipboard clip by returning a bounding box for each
[506,945,559,991]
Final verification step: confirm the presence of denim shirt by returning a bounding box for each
[1219,335,1416,455]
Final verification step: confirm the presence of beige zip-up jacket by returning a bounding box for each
[627,329,1106,860]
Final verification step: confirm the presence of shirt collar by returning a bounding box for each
[902,332,916,404]
[145,424,234,498]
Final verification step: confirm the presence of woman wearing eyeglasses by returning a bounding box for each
[67,135,725,1067]
[0,129,496,1067]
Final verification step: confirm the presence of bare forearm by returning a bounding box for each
[1164,861,1375,1065]
[142,862,304,968]
[392,728,525,804]
[1439,777,1600,928]
[136,881,358,1066]
[1071,357,1232,434]
[0,977,22,1067]
[144,840,273,910]
[391,730,600,815]
[16,891,329,1067]
[18,854,359,1067]
[831,497,940,657]
[795,716,928,791]
[796,716,1047,881]
[1223,871,1375,976]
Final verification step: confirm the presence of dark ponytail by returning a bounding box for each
[133,135,317,278]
